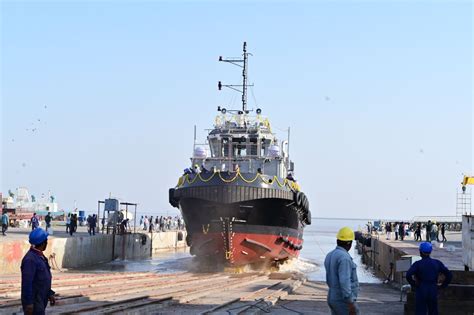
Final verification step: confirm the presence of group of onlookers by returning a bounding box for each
[139,215,184,232]
[65,213,78,236]
[383,221,411,241]
[1,211,185,238]
[379,220,448,242]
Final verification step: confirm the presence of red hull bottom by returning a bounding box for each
[190,232,303,266]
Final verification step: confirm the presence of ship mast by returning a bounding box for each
[218,42,253,113]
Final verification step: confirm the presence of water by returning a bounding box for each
[87,218,380,283]
[77,248,193,274]
[298,218,380,283]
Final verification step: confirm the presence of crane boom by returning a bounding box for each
[462,175,474,192]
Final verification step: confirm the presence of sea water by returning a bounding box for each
[296,218,380,283]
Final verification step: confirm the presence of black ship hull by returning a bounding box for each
[170,172,311,266]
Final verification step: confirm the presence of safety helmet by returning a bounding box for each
[29,228,49,245]
[419,242,432,254]
[336,227,355,241]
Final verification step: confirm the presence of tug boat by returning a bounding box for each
[169,42,311,266]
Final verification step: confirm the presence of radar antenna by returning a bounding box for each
[218,42,253,113]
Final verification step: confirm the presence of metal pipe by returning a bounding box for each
[134,204,137,234]
[97,201,100,234]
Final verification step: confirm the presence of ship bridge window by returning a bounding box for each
[209,138,220,157]
[249,138,258,156]
[261,139,271,156]
[232,137,247,157]
[222,138,230,158]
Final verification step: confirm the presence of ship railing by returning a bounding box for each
[194,156,286,178]
[195,141,284,160]
[213,114,272,131]
[203,156,283,162]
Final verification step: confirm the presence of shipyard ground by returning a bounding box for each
[0,231,470,314]
[372,231,463,270]
[0,270,402,314]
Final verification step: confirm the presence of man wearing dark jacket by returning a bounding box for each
[21,228,55,315]
[406,242,452,315]
[90,214,97,235]
[44,212,52,232]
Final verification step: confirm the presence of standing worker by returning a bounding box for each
[398,222,404,241]
[86,215,92,235]
[325,227,359,315]
[385,222,392,240]
[415,223,422,242]
[31,213,39,230]
[69,214,77,236]
[406,242,452,315]
[432,223,439,242]
[440,223,447,242]
[21,228,56,315]
[425,220,432,242]
[2,210,9,236]
[44,212,52,233]
[65,213,71,234]
[90,214,97,235]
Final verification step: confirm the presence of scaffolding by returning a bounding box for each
[97,199,138,235]
[456,188,472,216]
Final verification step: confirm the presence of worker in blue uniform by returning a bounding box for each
[21,228,56,315]
[325,227,359,315]
[406,242,452,315]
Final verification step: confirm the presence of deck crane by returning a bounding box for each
[462,175,474,193]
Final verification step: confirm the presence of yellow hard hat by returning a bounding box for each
[337,227,355,241]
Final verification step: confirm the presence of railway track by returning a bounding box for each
[0,271,305,314]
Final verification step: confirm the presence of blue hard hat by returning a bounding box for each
[419,242,432,254]
[29,228,49,245]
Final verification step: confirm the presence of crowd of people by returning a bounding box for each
[367,220,450,242]
[139,215,184,233]
[15,212,183,237]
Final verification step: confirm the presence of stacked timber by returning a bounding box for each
[0,271,305,314]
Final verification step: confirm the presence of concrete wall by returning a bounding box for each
[115,233,151,260]
[0,238,32,274]
[57,234,117,269]
[150,230,186,254]
[462,215,473,270]
[0,231,187,274]
[357,238,409,284]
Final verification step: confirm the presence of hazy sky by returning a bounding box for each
[1,1,472,219]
